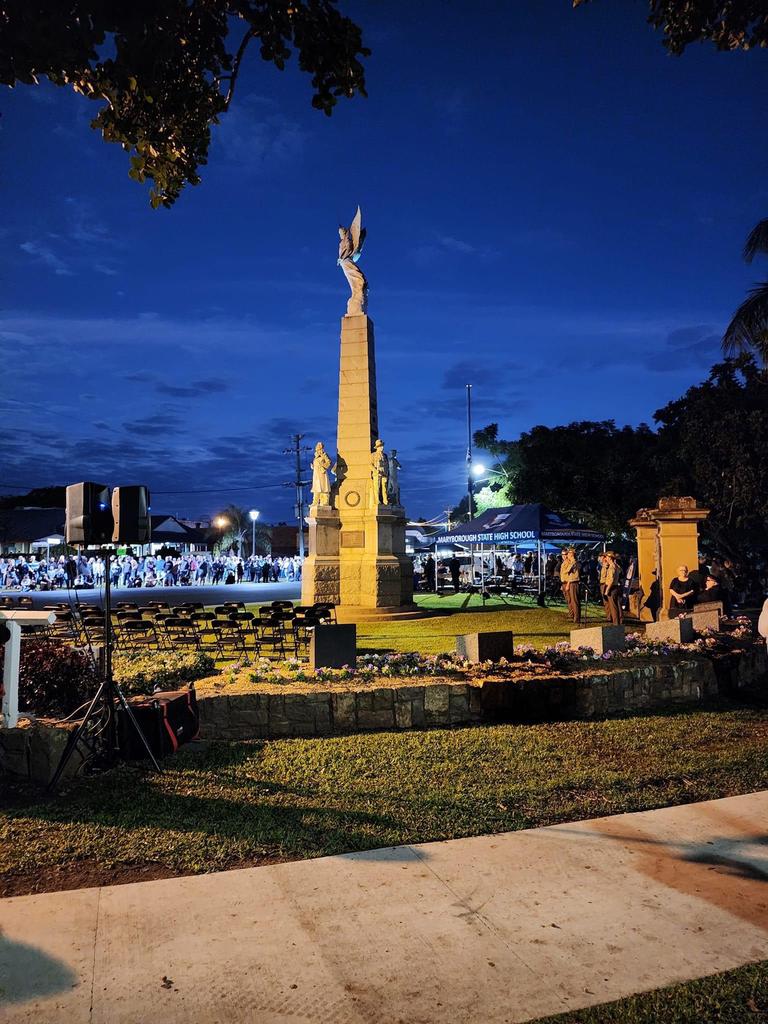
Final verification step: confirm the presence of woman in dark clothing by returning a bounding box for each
[668,565,698,617]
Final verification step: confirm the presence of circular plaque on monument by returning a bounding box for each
[345,490,361,507]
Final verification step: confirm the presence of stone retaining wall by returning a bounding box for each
[197,682,484,740]
[198,647,767,741]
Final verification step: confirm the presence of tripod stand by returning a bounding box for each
[48,550,161,790]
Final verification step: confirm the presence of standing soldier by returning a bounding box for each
[560,547,581,623]
[601,551,623,625]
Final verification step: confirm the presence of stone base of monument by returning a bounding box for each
[456,631,515,663]
[335,603,430,623]
[569,626,626,654]
[645,617,695,643]
[309,624,357,669]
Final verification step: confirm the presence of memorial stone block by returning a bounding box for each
[456,631,515,663]
[690,608,721,633]
[569,626,626,654]
[645,617,695,644]
[309,624,357,670]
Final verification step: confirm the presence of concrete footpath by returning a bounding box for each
[1,792,767,1024]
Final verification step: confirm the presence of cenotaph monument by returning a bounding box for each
[301,208,416,621]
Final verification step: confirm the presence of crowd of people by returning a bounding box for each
[413,545,768,625]
[0,552,303,591]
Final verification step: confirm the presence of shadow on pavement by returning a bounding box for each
[0,930,79,1005]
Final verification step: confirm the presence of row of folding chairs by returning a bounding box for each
[40,599,338,662]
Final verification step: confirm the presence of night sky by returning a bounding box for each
[1,2,766,524]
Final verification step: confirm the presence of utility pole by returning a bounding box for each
[466,383,474,521]
[283,434,311,560]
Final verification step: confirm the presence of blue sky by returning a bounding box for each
[1,1,766,522]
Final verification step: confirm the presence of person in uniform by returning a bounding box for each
[601,551,623,625]
[560,547,581,623]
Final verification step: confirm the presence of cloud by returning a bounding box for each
[411,232,499,265]
[19,240,73,276]
[155,378,230,398]
[641,324,722,373]
[216,94,307,168]
[442,359,525,391]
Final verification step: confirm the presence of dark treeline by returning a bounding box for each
[471,355,768,556]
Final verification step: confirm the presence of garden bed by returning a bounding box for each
[194,643,767,740]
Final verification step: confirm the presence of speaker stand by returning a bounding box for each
[48,550,162,790]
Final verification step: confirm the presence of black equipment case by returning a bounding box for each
[117,687,200,761]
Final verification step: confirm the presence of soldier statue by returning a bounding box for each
[370,439,389,506]
[311,442,333,507]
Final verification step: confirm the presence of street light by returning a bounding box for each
[249,509,260,557]
[472,463,487,477]
[214,516,228,529]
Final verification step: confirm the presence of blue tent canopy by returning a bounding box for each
[433,504,604,546]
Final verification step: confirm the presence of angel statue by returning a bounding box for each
[311,442,333,507]
[338,205,368,316]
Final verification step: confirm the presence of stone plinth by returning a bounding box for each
[309,624,357,670]
[570,626,626,654]
[646,617,695,644]
[456,631,515,663]
[301,505,340,605]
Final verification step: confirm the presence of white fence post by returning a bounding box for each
[1,620,21,729]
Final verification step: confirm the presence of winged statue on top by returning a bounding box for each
[338,206,368,316]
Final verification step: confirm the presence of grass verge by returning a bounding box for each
[532,959,768,1023]
[1,706,767,896]
[357,594,605,654]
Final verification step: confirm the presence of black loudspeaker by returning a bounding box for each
[112,485,151,544]
[65,482,113,545]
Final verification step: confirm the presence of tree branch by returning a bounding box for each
[221,26,257,110]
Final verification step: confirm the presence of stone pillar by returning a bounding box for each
[299,312,417,619]
[629,497,709,622]
[628,514,658,622]
[655,500,709,617]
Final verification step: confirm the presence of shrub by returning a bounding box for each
[0,638,100,717]
[112,650,216,696]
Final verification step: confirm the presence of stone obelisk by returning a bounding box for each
[301,208,415,620]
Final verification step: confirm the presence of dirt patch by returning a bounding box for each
[0,854,287,899]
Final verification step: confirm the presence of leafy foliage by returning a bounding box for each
[470,355,768,551]
[513,420,660,536]
[654,355,768,550]
[113,650,216,696]
[213,503,270,555]
[574,0,768,52]
[0,1,369,207]
[723,219,768,365]
[0,638,99,716]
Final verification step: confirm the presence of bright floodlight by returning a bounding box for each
[472,462,487,477]
[215,516,228,528]
[249,509,260,521]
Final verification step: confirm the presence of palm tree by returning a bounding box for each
[723,218,768,367]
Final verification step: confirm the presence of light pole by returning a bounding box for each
[466,383,474,521]
[249,509,259,556]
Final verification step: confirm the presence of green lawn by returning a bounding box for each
[356,593,606,654]
[2,707,767,895]
[532,959,768,1023]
